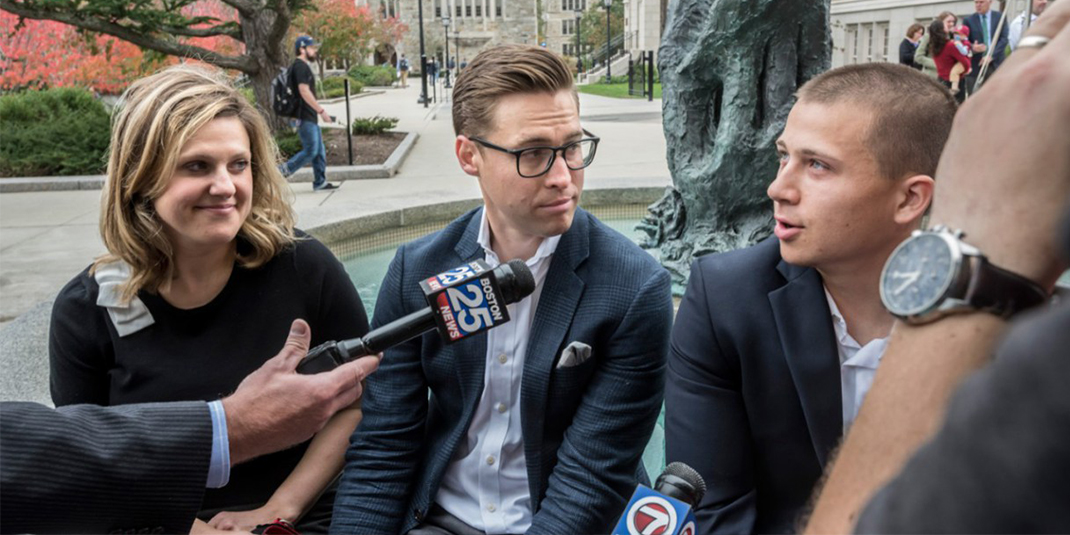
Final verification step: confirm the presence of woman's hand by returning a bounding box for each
[191,518,252,534]
[207,503,298,532]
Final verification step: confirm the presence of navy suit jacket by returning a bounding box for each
[332,207,674,534]
[1,400,211,533]
[665,238,841,534]
[964,10,1009,72]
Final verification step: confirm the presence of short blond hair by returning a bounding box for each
[797,62,956,181]
[97,64,295,302]
[452,45,577,138]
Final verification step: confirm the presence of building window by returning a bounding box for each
[562,0,567,10]
[435,6,441,17]
[476,4,482,16]
[845,24,858,64]
[466,4,471,16]
[456,4,462,16]
[496,0,502,17]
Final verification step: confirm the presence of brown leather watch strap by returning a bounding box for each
[964,256,1049,318]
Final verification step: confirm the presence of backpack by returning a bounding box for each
[271,64,299,118]
[399,58,410,71]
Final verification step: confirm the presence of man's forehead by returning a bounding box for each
[779,100,875,156]
[487,90,581,142]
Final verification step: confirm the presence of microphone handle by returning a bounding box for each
[295,307,438,374]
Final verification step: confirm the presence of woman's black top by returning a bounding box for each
[49,234,369,528]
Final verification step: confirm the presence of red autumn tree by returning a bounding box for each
[0,11,161,93]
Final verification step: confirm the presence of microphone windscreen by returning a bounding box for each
[657,462,708,507]
[498,259,536,304]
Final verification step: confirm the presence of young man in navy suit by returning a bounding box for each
[332,45,673,535]
[665,63,957,534]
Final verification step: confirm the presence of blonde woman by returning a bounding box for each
[48,65,368,534]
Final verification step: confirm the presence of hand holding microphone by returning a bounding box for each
[296,259,536,374]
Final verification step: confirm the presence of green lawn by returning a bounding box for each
[576,82,662,99]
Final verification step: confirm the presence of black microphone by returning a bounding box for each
[296,259,535,374]
[611,462,707,535]
[655,462,707,508]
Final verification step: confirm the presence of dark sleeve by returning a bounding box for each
[332,246,429,534]
[292,60,314,89]
[529,267,674,534]
[665,260,757,535]
[295,237,369,343]
[49,271,113,406]
[0,400,211,534]
[856,303,1070,533]
[898,40,913,65]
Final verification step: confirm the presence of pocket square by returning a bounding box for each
[556,341,592,368]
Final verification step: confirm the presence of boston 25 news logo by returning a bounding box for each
[427,263,506,341]
[625,496,679,535]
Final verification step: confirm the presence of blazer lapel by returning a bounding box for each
[768,260,842,466]
[452,210,490,409]
[521,210,589,507]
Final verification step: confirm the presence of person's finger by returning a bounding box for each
[274,319,312,370]
[328,355,380,401]
[1006,0,1070,64]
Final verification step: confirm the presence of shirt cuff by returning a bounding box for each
[206,400,231,489]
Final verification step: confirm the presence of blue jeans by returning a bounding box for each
[282,119,327,188]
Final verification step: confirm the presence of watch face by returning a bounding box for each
[881,232,956,316]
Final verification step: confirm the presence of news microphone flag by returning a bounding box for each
[420,259,509,343]
[612,484,697,535]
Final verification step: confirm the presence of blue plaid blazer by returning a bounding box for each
[331,207,673,534]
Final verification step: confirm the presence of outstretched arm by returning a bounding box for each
[805,7,1070,532]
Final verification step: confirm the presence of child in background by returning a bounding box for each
[950,25,973,94]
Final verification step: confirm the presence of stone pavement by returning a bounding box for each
[0,80,670,404]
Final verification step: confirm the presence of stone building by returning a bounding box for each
[543,0,591,61]
[357,0,538,68]
[831,0,1032,67]
[621,0,662,61]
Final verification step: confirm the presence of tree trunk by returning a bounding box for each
[640,0,831,291]
[240,9,290,131]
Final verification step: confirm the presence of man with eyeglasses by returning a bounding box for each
[332,44,673,535]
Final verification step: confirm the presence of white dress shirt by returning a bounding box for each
[824,288,889,431]
[1009,12,1037,50]
[435,208,561,534]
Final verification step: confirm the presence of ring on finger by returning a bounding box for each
[1017,35,1052,49]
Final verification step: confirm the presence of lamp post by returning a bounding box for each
[454,26,461,76]
[575,8,583,75]
[442,17,452,88]
[603,0,612,83]
[417,0,429,107]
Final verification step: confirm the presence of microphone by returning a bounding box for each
[611,462,707,535]
[296,259,535,374]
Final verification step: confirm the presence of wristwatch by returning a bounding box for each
[880,225,1048,324]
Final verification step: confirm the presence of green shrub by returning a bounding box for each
[350,115,399,135]
[321,76,364,99]
[0,88,111,177]
[275,130,302,159]
[347,65,397,87]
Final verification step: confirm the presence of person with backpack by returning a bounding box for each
[398,54,411,88]
[279,36,338,191]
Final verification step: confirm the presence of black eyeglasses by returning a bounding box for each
[471,129,600,178]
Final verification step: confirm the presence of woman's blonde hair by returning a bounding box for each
[96,64,296,302]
